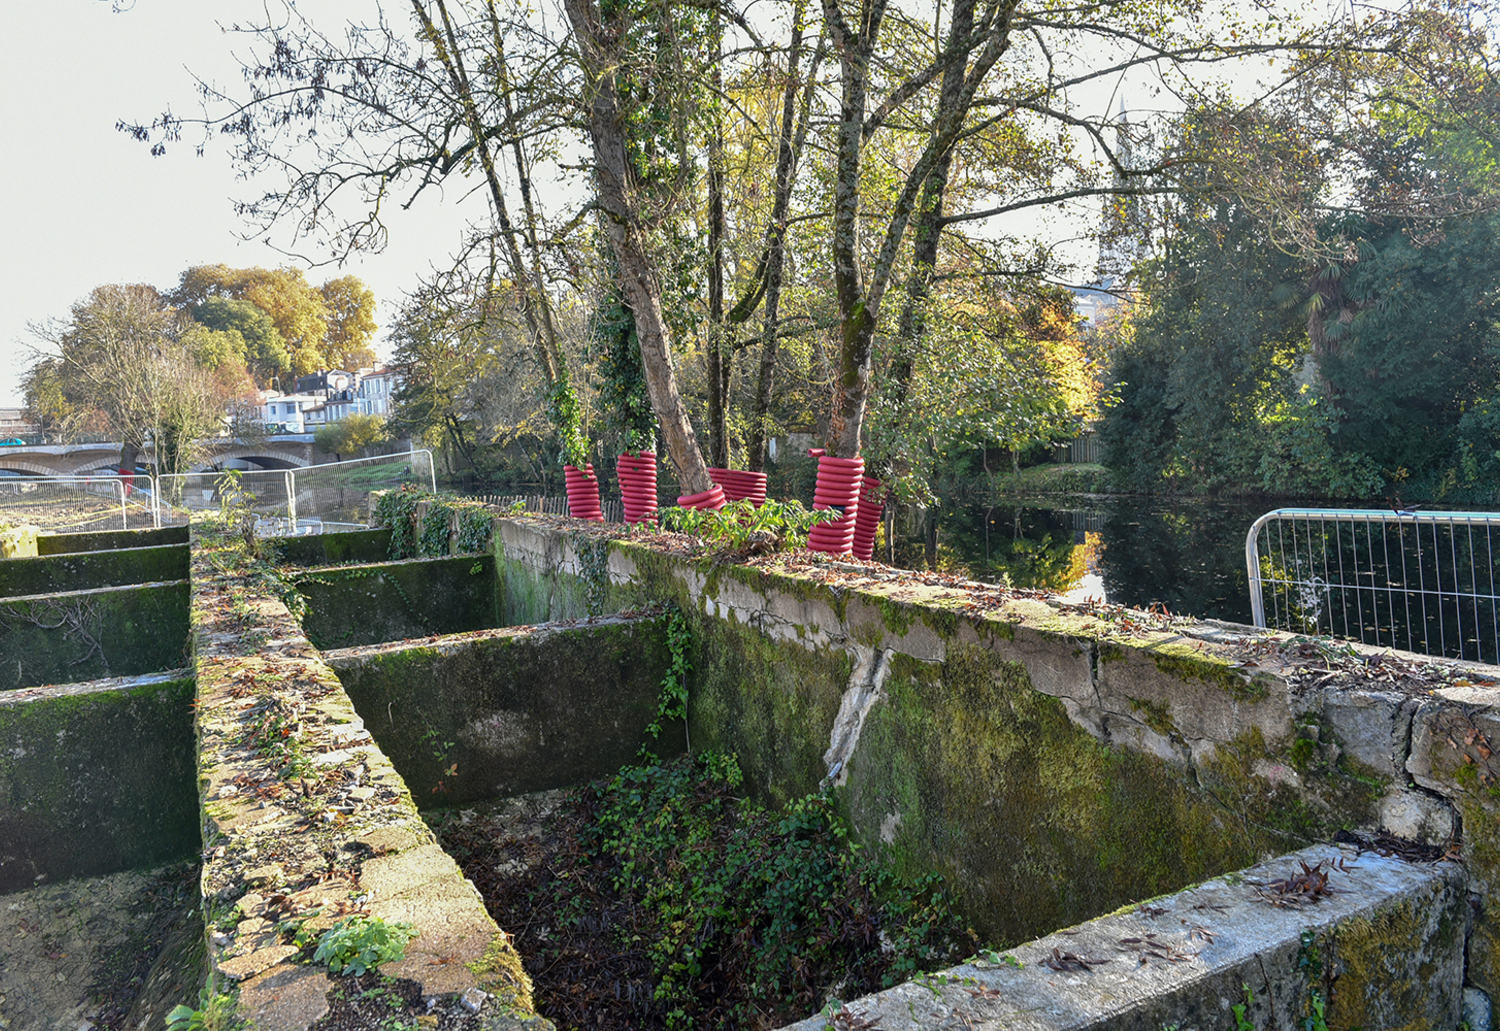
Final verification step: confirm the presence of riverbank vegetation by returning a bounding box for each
[1098,17,1500,505]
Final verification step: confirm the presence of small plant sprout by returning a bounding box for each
[313,914,418,976]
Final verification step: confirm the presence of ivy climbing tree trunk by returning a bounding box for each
[563,0,715,496]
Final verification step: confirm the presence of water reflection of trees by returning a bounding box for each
[887,498,1262,624]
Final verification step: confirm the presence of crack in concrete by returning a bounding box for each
[822,647,892,788]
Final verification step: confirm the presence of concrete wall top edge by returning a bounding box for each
[0,578,189,604]
[185,519,547,1029]
[776,844,1467,1031]
[0,668,194,707]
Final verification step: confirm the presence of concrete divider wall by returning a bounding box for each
[325,615,680,805]
[273,527,392,567]
[293,554,500,650]
[488,516,1500,1004]
[0,580,190,690]
[37,525,189,555]
[188,519,549,1030]
[0,543,188,596]
[778,844,1467,1031]
[0,672,198,893]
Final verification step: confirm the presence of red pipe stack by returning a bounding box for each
[563,464,604,521]
[708,468,769,506]
[616,452,659,524]
[808,453,863,555]
[851,475,884,561]
[677,482,726,512]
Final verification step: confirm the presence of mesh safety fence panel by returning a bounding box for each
[0,476,147,532]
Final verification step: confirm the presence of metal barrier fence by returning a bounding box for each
[1050,432,1103,465]
[0,475,158,532]
[473,493,624,524]
[156,450,436,535]
[1246,508,1500,665]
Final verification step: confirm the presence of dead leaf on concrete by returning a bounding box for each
[1042,947,1111,972]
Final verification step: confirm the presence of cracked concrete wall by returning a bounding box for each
[491,518,1496,980]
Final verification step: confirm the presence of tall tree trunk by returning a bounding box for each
[748,12,819,473]
[881,0,974,473]
[823,0,1016,458]
[564,0,714,495]
[705,11,729,469]
[823,0,884,459]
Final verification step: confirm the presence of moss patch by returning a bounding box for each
[0,581,190,690]
[841,643,1273,945]
[274,528,392,567]
[36,526,188,555]
[1328,892,1461,1031]
[295,555,500,648]
[0,677,199,891]
[1146,639,1269,702]
[329,618,676,803]
[0,545,188,597]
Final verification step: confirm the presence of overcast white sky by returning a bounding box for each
[0,2,489,407]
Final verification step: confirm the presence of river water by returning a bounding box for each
[880,493,1499,664]
[883,494,1309,626]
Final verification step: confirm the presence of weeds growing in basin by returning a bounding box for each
[436,753,974,1031]
[166,979,240,1031]
[640,605,692,759]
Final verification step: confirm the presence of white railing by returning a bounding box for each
[1246,508,1500,665]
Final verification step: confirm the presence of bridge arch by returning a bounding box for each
[0,461,66,478]
[190,447,313,471]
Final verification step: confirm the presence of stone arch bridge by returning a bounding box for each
[0,436,320,478]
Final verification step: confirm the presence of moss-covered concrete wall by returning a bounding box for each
[36,526,189,555]
[273,528,392,567]
[488,516,1491,957]
[293,554,500,650]
[0,544,188,597]
[777,843,1467,1031]
[187,516,549,1029]
[0,673,198,893]
[0,581,190,691]
[325,616,680,805]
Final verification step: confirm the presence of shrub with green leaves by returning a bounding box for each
[313,914,418,976]
[572,753,971,1028]
[657,498,839,553]
[166,983,240,1031]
